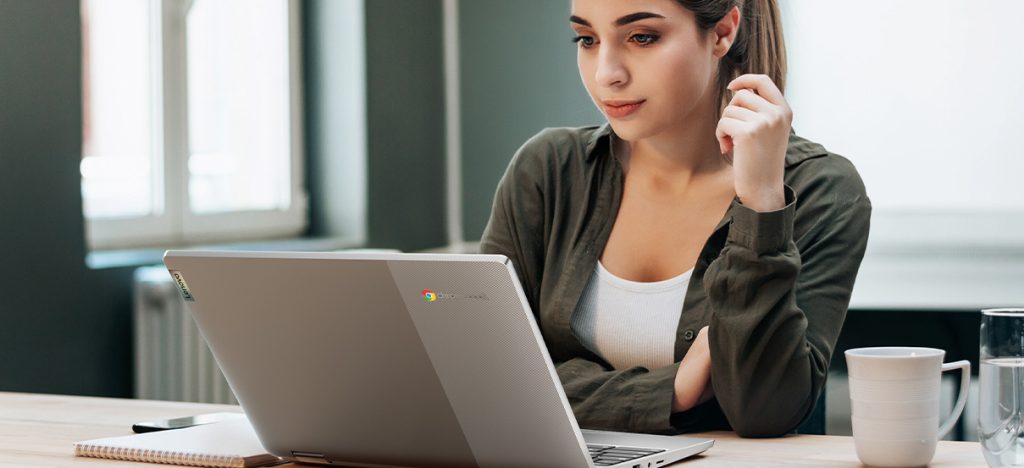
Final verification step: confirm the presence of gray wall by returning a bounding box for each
[0,0,134,397]
[306,0,448,252]
[306,0,604,247]
[364,0,448,251]
[458,0,603,241]
[304,0,366,241]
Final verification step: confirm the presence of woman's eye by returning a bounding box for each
[630,33,660,46]
[572,35,596,48]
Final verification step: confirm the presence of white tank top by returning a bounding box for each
[570,260,693,371]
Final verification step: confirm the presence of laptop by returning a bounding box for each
[163,250,714,467]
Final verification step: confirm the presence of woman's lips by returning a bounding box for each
[603,99,645,118]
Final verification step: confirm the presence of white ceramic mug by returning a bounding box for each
[845,347,970,467]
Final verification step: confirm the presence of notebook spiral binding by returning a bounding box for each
[74,443,244,468]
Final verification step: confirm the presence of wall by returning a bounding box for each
[306,0,449,252]
[0,0,134,397]
[303,0,367,242]
[457,0,603,241]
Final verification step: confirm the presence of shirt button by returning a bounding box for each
[683,329,695,341]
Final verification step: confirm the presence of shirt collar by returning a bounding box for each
[584,122,828,168]
[584,122,613,163]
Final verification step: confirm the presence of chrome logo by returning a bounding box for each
[421,289,437,302]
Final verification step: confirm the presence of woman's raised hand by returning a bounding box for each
[715,74,792,213]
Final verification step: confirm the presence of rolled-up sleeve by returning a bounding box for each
[705,185,871,437]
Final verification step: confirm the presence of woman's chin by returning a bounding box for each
[606,120,656,143]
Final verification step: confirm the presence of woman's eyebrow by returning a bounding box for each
[569,12,667,28]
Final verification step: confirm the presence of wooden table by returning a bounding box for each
[0,392,988,466]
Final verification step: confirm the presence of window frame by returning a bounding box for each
[84,0,307,250]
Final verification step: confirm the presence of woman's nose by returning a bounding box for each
[594,47,628,88]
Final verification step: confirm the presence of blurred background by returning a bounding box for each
[1,0,1022,441]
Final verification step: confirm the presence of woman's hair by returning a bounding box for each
[676,0,786,116]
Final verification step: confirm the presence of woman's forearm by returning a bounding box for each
[672,328,713,412]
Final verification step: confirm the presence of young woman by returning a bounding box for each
[479,0,870,437]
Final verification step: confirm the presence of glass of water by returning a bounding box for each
[980,308,1024,467]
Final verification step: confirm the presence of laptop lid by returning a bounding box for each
[163,250,594,466]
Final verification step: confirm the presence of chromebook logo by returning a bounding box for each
[419,289,489,302]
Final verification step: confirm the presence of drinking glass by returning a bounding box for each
[979,308,1024,467]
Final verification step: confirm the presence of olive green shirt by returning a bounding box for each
[478,123,871,437]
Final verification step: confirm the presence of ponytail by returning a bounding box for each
[676,0,787,116]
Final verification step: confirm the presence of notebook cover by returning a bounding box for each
[73,418,281,468]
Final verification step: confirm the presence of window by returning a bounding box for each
[81,0,306,250]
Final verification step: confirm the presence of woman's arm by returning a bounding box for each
[705,192,870,437]
[708,74,872,437]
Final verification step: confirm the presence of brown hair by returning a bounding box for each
[675,0,787,116]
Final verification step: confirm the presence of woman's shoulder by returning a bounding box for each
[501,124,607,182]
[784,131,869,206]
[512,124,605,162]
[522,124,604,147]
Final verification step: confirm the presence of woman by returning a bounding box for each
[479,0,870,437]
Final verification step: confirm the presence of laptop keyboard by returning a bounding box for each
[587,444,665,466]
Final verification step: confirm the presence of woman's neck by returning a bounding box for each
[615,113,729,190]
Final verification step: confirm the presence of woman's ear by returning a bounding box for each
[712,6,741,58]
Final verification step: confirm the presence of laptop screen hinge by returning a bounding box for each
[292,451,328,464]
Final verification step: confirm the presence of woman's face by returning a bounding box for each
[570,0,721,142]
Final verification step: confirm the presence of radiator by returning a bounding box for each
[133,266,237,404]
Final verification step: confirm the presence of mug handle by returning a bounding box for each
[937,360,971,439]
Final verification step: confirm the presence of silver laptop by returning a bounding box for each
[163,250,713,467]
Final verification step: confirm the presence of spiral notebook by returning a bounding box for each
[73,418,282,467]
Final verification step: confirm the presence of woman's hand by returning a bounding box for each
[672,326,715,412]
[715,74,793,213]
